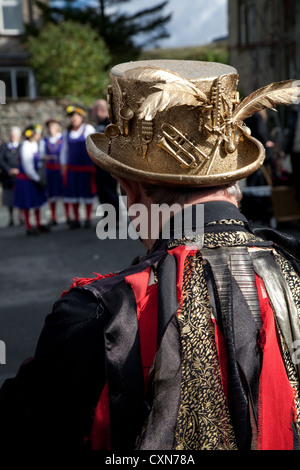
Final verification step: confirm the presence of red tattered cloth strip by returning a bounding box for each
[169,247,298,449]
[167,246,190,304]
[125,268,158,389]
[89,267,158,450]
[61,272,118,449]
[60,271,117,298]
[88,246,230,450]
[89,383,111,449]
[86,248,298,450]
[255,274,297,450]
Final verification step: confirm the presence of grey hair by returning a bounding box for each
[93,99,108,112]
[141,181,243,206]
[10,126,21,137]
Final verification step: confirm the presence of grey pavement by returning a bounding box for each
[0,198,145,387]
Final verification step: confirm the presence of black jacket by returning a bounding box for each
[1,202,300,451]
[0,142,19,189]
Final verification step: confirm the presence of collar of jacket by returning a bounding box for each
[151,201,249,253]
[203,200,248,225]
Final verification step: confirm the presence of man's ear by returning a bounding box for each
[113,175,141,207]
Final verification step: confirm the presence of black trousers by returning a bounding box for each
[291,152,300,202]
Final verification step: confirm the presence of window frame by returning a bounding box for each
[0,0,24,35]
[0,67,36,99]
[238,0,257,46]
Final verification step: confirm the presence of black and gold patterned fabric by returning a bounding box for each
[128,202,300,450]
[174,250,237,450]
[166,218,300,450]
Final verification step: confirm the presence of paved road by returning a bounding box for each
[0,200,145,387]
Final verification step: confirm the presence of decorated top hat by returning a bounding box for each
[86,59,299,187]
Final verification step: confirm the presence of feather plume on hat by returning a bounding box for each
[125,68,300,125]
[124,65,209,121]
[232,79,300,123]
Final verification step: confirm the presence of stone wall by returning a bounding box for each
[0,97,95,144]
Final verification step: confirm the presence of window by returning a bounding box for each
[239,0,257,46]
[0,0,24,34]
[0,67,36,98]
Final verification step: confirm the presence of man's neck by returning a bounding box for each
[142,196,239,251]
[186,194,238,208]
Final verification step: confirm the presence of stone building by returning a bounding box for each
[228,0,300,96]
[0,96,73,145]
[0,0,48,99]
[228,0,300,223]
[0,1,92,144]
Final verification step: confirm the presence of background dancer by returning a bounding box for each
[0,126,21,226]
[60,106,96,228]
[40,118,63,225]
[14,125,48,235]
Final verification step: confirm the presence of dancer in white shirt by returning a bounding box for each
[14,125,48,235]
[40,118,63,225]
[60,106,96,228]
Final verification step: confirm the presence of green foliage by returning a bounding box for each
[25,20,111,104]
[30,0,172,65]
[139,41,228,64]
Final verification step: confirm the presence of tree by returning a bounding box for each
[25,20,111,104]
[29,0,172,64]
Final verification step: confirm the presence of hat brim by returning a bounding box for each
[86,133,265,187]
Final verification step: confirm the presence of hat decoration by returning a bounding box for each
[34,124,43,134]
[24,124,43,138]
[66,105,86,118]
[86,60,300,187]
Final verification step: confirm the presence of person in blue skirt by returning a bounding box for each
[60,106,96,228]
[14,124,49,235]
[40,118,63,225]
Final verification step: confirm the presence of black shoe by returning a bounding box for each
[38,224,51,233]
[26,228,39,236]
[84,219,91,228]
[69,220,81,229]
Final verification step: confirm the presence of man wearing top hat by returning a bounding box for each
[1,60,300,451]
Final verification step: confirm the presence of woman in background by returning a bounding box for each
[14,125,48,235]
[40,118,63,225]
[60,106,96,228]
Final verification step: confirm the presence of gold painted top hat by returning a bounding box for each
[86,59,300,187]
